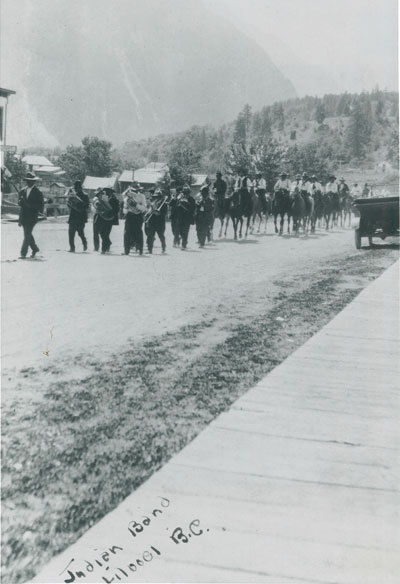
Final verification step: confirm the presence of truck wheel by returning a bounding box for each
[355,228,361,249]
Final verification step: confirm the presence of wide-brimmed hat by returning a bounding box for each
[295,174,301,180]
[302,172,308,178]
[216,171,222,176]
[25,171,39,181]
[339,177,346,182]
[280,171,288,177]
[103,187,115,194]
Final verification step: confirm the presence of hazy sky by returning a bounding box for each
[0,0,398,146]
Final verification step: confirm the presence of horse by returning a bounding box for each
[215,192,231,238]
[342,193,353,228]
[291,189,306,236]
[273,189,292,235]
[250,189,271,234]
[322,193,334,230]
[229,189,243,240]
[331,191,343,227]
[239,185,253,238]
[311,189,324,233]
[301,189,314,234]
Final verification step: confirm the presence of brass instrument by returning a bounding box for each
[66,187,85,212]
[93,191,114,221]
[144,195,168,224]
[123,187,143,215]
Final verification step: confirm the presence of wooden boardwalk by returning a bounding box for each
[33,261,399,584]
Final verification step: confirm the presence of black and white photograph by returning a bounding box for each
[1,0,399,582]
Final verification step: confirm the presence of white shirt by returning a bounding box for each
[325,181,337,193]
[308,181,323,193]
[274,179,291,191]
[256,178,267,190]
[351,185,362,198]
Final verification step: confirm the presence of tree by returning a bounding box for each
[2,152,27,190]
[233,104,252,145]
[224,142,253,176]
[315,103,327,125]
[250,139,285,191]
[346,102,372,160]
[58,145,87,183]
[81,136,114,177]
[168,147,200,189]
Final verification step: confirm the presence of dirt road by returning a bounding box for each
[1,218,389,373]
[1,218,398,583]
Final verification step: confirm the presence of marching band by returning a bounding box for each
[17,170,355,257]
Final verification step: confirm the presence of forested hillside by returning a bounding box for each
[117,89,398,186]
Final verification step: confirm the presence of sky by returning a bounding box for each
[0,0,398,147]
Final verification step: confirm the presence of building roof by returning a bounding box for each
[50,182,66,188]
[118,170,134,183]
[144,162,169,171]
[191,174,208,187]
[0,88,16,98]
[82,175,117,190]
[34,165,63,173]
[22,155,53,167]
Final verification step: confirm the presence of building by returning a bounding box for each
[132,162,170,191]
[191,173,209,196]
[118,170,134,193]
[0,87,16,156]
[82,174,119,196]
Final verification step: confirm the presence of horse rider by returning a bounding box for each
[18,171,44,259]
[145,188,167,254]
[338,177,350,197]
[92,187,119,254]
[324,175,338,197]
[274,171,291,195]
[308,174,323,194]
[300,172,310,196]
[195,184,214,248]
[238,169,253,217]
[290,173,302,195]
[351,183,362,199]
[67,180,89,252]
[176,184,195,250]
[122,184,147,255]
[255,172,267,214]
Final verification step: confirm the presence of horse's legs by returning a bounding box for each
[274,214,278,234]
[245,215,251,237]
[224,215,229,237]
[238,217,243,238]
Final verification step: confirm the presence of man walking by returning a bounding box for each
[195,185,214,248]
[145,189,167,254]
[18,171,44,259]
[176,184,195,250]
[67,180,89,252]
[122,185,147,255]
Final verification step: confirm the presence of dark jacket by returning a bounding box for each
[18,185,44,226]
[214,178,227,197]
[109,194,120,225]
[176,194,195,224]
[68,189,90,224]
[195,197,214,224]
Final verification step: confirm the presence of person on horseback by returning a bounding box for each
[290,174,302,195]
[273,171,292,235]
[274,171,291,194]
[255,172,267,214]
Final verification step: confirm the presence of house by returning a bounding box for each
[132,162,170,191]
[22,155,66,188]
[82,174,119,196]
[118,170,134,193]
[190,173,209,196]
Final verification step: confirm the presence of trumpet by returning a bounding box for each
[144,195,168,223]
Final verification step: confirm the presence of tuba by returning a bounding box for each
[124,188,142,215]
[66,187,85,212]
[93,191,115,221]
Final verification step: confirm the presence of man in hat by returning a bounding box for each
[18,171,44,258]
[324,175,337,196]
[122,185,147,255]
[145,189,167,254]
[338,176,350,196]
[169,187,181,247]
[92,187,119,254]
[195,185,214,248]
[274,171,291,194]
[67,180,89,252]
[290,173,302,194]
[176,184,195,250]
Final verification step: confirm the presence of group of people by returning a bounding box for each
[16,168,361,258]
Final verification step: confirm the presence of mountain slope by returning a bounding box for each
[16,0,296,146]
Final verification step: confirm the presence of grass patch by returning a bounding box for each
[1,250,397,583]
